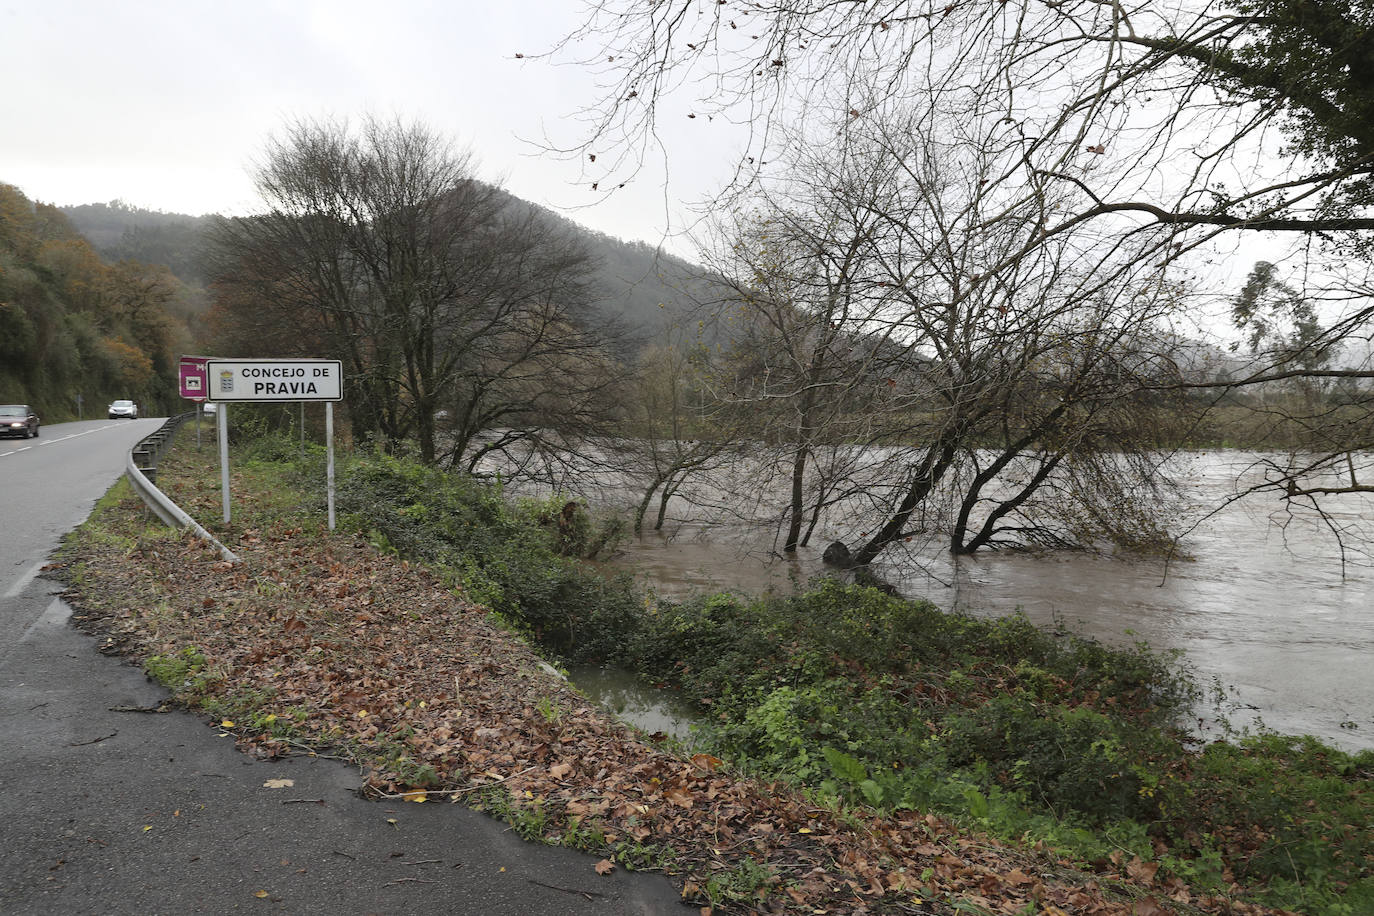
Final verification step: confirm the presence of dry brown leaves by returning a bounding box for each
[56,484,1297,916]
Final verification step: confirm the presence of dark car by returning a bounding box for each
[108,399,138,420]
[0,404,39,438]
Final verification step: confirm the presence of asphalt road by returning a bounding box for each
[0,418,685,915]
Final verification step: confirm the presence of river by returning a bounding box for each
[597,451,1374,752]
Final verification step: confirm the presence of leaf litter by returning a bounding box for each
[52,454,1297,916]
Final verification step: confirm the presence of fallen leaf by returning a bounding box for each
[594,858,615,875]
[262,778,294,789]
[690,753,722,772]
[1131,898,1169,916]
[254,890,269,899]
[1127,856,1160,885]
[402,790,428,803]
[220,719,235,728]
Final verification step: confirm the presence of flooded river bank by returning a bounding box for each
[598,452,1374,751]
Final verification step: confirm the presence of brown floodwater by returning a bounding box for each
[603,452,1374,752]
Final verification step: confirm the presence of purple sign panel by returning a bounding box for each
[178,355,210,401]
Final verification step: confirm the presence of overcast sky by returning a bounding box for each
[0,0,1303,328]
[0,0,731,257]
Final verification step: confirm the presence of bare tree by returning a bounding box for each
[549,0,1374,561]
[550,0,1374,234]
[208,116,612,465]
[688,103,1195,565]
[620,331,739,533]
[699,198,906,553]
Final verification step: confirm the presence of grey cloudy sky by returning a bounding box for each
[0,0,726,254]
[0,0,1297,320]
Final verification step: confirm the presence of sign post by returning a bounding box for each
[326,402,336,530]
[206,359,344,528]
[218,403,229,522]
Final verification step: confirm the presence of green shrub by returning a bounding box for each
[335,455,638,659]
[937,698,1179,824]
[1176,734,1374,911]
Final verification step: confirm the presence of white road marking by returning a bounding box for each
[16,597,72,645]
[0,423,137,459]
[4,560,46,599]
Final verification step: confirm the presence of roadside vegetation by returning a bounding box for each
[54,423,1374,915]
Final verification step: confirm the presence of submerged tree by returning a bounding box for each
[623,330,738,534]
[702,200,908,553]
[694,103,1194,564]
[548,0,1374,562]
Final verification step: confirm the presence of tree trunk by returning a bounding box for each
[655,479,678,530]
[634,473,668,534]
[953,453,1062,554]
[851,441,957,566]
[783,445,808,552]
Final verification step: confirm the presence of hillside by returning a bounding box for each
[62,201,218,288]
[61,193,716,346]
[0,184,201,419]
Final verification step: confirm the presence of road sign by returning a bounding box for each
[206,359,343,402]
[178,355,210,401]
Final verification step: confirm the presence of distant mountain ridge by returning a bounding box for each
[61,193,713,346]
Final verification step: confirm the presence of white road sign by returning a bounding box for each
[207,359,343,402]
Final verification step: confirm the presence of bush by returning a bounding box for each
[324,453,1370,913]
[938,698,1179,824]
[335,455,638,659]
[1174,734,1374,910]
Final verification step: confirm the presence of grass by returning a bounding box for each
[317,444,1374,915]
[56,424,1374,915]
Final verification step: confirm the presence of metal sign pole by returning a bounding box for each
[219,403,231,524]
[326,401,336,531]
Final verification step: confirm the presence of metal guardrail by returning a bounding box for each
[126,412,240,564]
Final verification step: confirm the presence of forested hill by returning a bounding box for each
[62,200,217,288]
[0,184,201,420]
[61,192,714,346]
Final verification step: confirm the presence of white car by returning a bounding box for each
[108,399,138,419]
